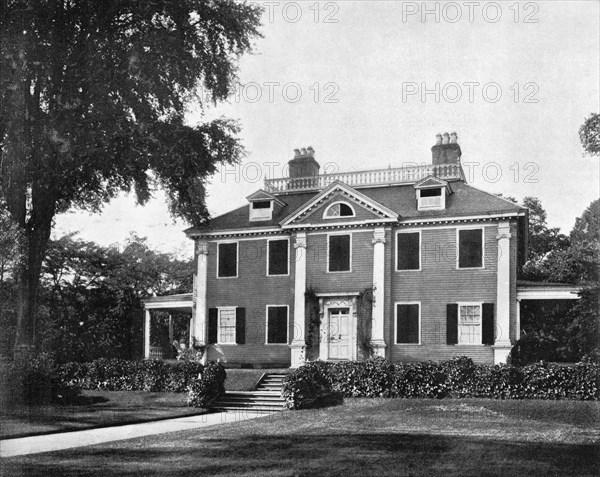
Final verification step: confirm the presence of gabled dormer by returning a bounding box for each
[246,190,286,221]
[413,176,452,211]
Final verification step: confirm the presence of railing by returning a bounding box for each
[264,163,465,192]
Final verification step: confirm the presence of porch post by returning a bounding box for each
[370,227,387,357]
[144,309,151,359]
[290,232,307,368]
[494,220,512,364]
[516,299,521,340]
[193,239,209,363]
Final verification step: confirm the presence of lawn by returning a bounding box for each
[2,398,599,476]
[0,390,206,439]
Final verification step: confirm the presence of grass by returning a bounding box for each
[0,390,206,439]
[2,398,599,476]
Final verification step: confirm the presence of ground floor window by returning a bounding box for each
[266,306,288,344]
[458,303,481,344]
[395,303,420,344]
[208,307,246,344]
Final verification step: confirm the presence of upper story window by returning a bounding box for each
[397,231,420,271]
[328,234,351,272]
[324,201,355,219]
[250,200,273,221]
[267,239,289,276]
[217,242,238,278]
[417,187,444,210]
[457,228,483,268]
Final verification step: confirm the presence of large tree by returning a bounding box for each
[0,1,262,351]
[579,112,600,157]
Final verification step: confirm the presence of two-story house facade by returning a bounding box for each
[176,133,528,367]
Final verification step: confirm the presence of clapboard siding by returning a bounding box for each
[205,237,294,365]
[388,223,499,363]
[305,229,374,292]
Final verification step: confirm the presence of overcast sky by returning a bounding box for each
[54,1,600,256]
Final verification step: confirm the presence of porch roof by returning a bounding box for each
[142,293,193,311]
[516,280,581,300]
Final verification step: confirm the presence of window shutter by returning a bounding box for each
[236,308,246,344]
[446,304,458,345]
[208,308,218,344]
[482,303,495,345]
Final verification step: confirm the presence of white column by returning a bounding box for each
[494,220,512,364]
[144,309,151,359]
[193,239,209,363]
[516,299,521,341]
[370,227,387,357]
[290,232,307,368]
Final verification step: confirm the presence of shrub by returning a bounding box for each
[283,361,333,409]
[187,362,226,407]
[283,357,599,409]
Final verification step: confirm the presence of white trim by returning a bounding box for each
[265,304,290,345]
[217,306,237,345]
[394,301,422,345]
[327,232,352,273]
[212,234,289,243]
[321,299,357,361]
[456,226,485,270]
[400,211,526,226]
[266,237,290,277]
[143,301,193,310]
[307,227,378,235]
[322,201,356,219]
[216,241,239,279]
[417,188,446,211]
[457,302,483,346]
[187,227,283,238]
[516,288,581,300]
[315,292,360,297]
[282,217,397,230]
[395,229,422,272]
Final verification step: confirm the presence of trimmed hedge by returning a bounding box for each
[187,362,226,408]
[56,358,205,393]
[282,357,600,409]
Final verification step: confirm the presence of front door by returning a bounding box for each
[328,308,351,359]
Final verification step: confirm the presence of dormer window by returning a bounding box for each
[414,177,450,211]
[246,189,286,222]
[324,201,355,219]
[250,200,273,221]
[418,188,443,209]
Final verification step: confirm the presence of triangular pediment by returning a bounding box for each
[414,176,449,189]
[280,180,398,228]
[246,189,286,206]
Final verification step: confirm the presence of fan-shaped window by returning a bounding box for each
[324,202,355,219]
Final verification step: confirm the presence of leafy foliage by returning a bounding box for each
[187,362,226,408]
[32,233,192,362]
[0,0,263,349]
[579,112,600,157]
[282,357,600,409]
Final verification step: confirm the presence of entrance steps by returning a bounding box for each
[210,373,287,412]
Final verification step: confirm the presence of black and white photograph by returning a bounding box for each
[1,1,599,475]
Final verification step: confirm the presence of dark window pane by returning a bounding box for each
[396,304,419,344]
[339,203,354,216]
[268,239,288,275]
[459,229,483,268]
[420,188,442,197]
[218,242,237,277]
[397,233,420,270]
[267,306,288,343]
[329,235,351,272]
[253,201,271,209]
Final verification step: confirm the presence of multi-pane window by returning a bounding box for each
[217,242,237,278]
[250,200,272,221]
[458,229,483,268]
[397,232,420,270]
[328,234,351,272]
[458,304,481,345]
[325,202,355,218]
[396,303,420,344]
[268,239,289,275]
[266,306,288,344]
[418,188,443,209]
[218,308,237,343]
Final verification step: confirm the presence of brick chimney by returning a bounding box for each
[431,132,462,165]
[288,146,320,178]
